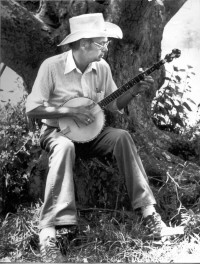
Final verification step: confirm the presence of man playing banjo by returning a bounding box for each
[26,13,168,262]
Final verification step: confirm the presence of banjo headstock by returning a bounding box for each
[164,49,181,63]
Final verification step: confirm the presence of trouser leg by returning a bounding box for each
[39,126,77,229]
[76,127,156,210]
[39,125,156,228]
[111,129,156,209]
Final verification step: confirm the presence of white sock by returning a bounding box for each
[141,205,156,218]
[39,227,56,243]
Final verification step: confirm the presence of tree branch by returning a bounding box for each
[0,0,60,92]
[0,64,6,77]
[163,0,188,22]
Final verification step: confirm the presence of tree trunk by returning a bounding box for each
[1,0,200,212]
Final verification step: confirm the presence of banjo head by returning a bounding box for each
[59,97,105,143]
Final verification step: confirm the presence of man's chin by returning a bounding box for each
[98,55,104,60]
[93,56,103,62]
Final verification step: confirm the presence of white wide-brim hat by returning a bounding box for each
[58,13,123,46]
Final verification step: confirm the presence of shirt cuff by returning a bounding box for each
[109,100,124,114]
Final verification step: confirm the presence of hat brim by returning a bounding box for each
[58,21,123,46]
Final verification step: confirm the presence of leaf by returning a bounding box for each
[166,99,173,106]
[183,102,192,111]
[175,75,181,82]
[0,89,4,91]
[8,90,14,93]
[174,105,184,113]
[187,65,193,69]
[175,85,180,92]
[158,106,168,115]
[172,116,184,127]
[164,77,172,81]
[176,91,183,97]
[173,99,180,106]
[165,85,175,90]
[179,69,186,72]
[191,72,196,75]
[173,66,179,71]
[177,118,184,127]
[1,100,6,102]
[157,115,166,123]
[169,98,175,106]
[165,104,173,111]
[187,98,196,105]
[158,102,165,108]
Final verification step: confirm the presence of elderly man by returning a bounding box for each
[26,13,167,262]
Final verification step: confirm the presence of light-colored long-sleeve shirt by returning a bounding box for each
[26,50,120,127]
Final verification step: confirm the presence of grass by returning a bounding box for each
[0,203,200,263]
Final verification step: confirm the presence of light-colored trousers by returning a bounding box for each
[39,125,156,229]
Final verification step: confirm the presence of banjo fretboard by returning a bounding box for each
[98,47,182,109]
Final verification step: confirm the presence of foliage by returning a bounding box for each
[168,120,200,164]
[0,200,200,263]
[1,164,199,262]
[0,204,40,261]
[0,98,41,214]
[151,62,200,163]
[152,65,197,134]
[74,157,130,210]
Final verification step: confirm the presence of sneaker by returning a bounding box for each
[143,212,167,239]
[56,225,79,255]
[40,236,65,263]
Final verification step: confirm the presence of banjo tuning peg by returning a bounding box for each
[172,49,181,58]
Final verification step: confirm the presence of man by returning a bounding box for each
[26,13,167,262]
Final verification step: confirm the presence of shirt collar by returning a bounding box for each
[64,50,97,75]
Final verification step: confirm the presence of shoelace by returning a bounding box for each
[40,238,61,262]
[146,213,162,232]
[180,211,191,225]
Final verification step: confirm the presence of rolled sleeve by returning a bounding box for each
[111,100,124,114]
[26,59,55,113]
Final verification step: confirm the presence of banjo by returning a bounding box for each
[59,49,181,143]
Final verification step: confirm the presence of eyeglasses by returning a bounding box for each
[92,41,110,50]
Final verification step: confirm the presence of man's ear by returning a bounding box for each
[79,39,86,49]
[80,39,90,50]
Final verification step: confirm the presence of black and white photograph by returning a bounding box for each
[0,0,200,262]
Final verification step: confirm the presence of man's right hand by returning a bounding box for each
[69,106,95,126]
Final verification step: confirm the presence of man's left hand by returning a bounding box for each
[130,75,154,96]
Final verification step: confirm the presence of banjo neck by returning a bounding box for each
[98,49,181,109]
[98,60,165,109]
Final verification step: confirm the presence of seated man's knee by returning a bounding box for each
[117,129,132,141]
[115,129,137,150]
[56,136,75,153]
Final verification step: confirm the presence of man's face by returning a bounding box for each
[84,37,109,62]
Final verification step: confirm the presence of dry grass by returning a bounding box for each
[0,203,200,263]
